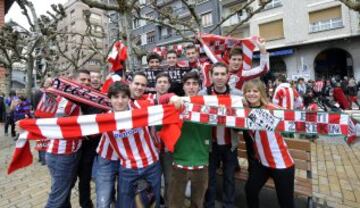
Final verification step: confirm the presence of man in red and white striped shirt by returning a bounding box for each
[95,82,131,207]
[96,72,178,207]
[273,75,302,110]
[43,94,82,208]
[184,44,213,88]
[228,38,269,90]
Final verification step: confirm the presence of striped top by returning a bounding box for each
[96,100,159,169]
[249,104,294,169]
[46,97,82,154]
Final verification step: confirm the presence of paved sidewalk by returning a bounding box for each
[312,139,360,208]
[0,135,95,208]
[1,133,360,207]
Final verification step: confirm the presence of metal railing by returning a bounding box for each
[309,18,343,33]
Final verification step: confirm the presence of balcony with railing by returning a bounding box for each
[222,13,247,27]
[309,18,343,33]
[174,6,190,18]
[264,0,282,10]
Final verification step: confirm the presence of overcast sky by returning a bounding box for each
[5,0,68,28]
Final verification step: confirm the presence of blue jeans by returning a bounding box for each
[38,151,46,165]
[205,143,237,208]
[118,161,161,208]
[45,151,81,208]
[95,155,119,208]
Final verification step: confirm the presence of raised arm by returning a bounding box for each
[242,38,270,80]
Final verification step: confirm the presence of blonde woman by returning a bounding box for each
[242,78,295,208]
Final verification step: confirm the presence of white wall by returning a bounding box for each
[283,37,360,80]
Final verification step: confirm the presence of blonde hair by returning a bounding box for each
[242,78,269,106]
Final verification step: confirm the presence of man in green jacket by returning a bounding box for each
[168,71,212,208]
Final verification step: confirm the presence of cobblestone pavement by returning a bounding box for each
[1,133,360,207]
[0,133,95,208]
[312,138,360,208]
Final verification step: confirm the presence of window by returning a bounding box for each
[259,19,284,41]
[133,19,141,28]
[90,13,102,21]
[265,0,282,9]
[71,21,76,31]
[201,12,213,27]
[160,27,171,39]
[145,12,155,24]
[142,55,147,65]
[309,6,343,33]
[147,31,156,43]
[96,26,103,33]
[223,8,245,26]
[160,27,168,37]
[198,0,208,4]
[88,60,100,65]
[141,34,147,45]
[91,25,103,33]
[109,13,117,23]
[70,9,75,18]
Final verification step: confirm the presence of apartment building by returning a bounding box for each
[222,0,360,81]
[57,0,109,73]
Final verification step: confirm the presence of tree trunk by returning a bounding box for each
[4,67,12,96]
[123,13,134,71]
[26,56,34,98]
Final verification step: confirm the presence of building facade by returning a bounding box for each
[222,0,360,81]
[57,0,109,73]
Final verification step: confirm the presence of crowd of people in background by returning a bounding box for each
[266,75,360,112]
[3,36,360,208]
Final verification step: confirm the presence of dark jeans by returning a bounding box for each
[45,151,81,208]
[205,144,237,208]
[168,166,208,208]
[160,151,173,207]
[4,115,15,137]
[75,138,99,208]
[94,155,119,208]
[38,151,46,165]
[245,161,295,208]
[118,161,161,208]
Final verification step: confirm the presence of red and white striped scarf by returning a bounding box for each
[108,40,127,72]
[8,95,359,174]
[197,33,256,70]
[182,103,354,136]
[47,78,112,110]
[101,74,123,93]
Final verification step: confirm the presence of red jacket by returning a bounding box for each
[333,87,350,109]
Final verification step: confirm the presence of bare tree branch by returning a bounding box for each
[16,0,35,30]
[338,0,360,11]
[225,1,271,36]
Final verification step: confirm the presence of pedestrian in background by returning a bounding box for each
[0,92,5,122]
[4,90,16,137]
